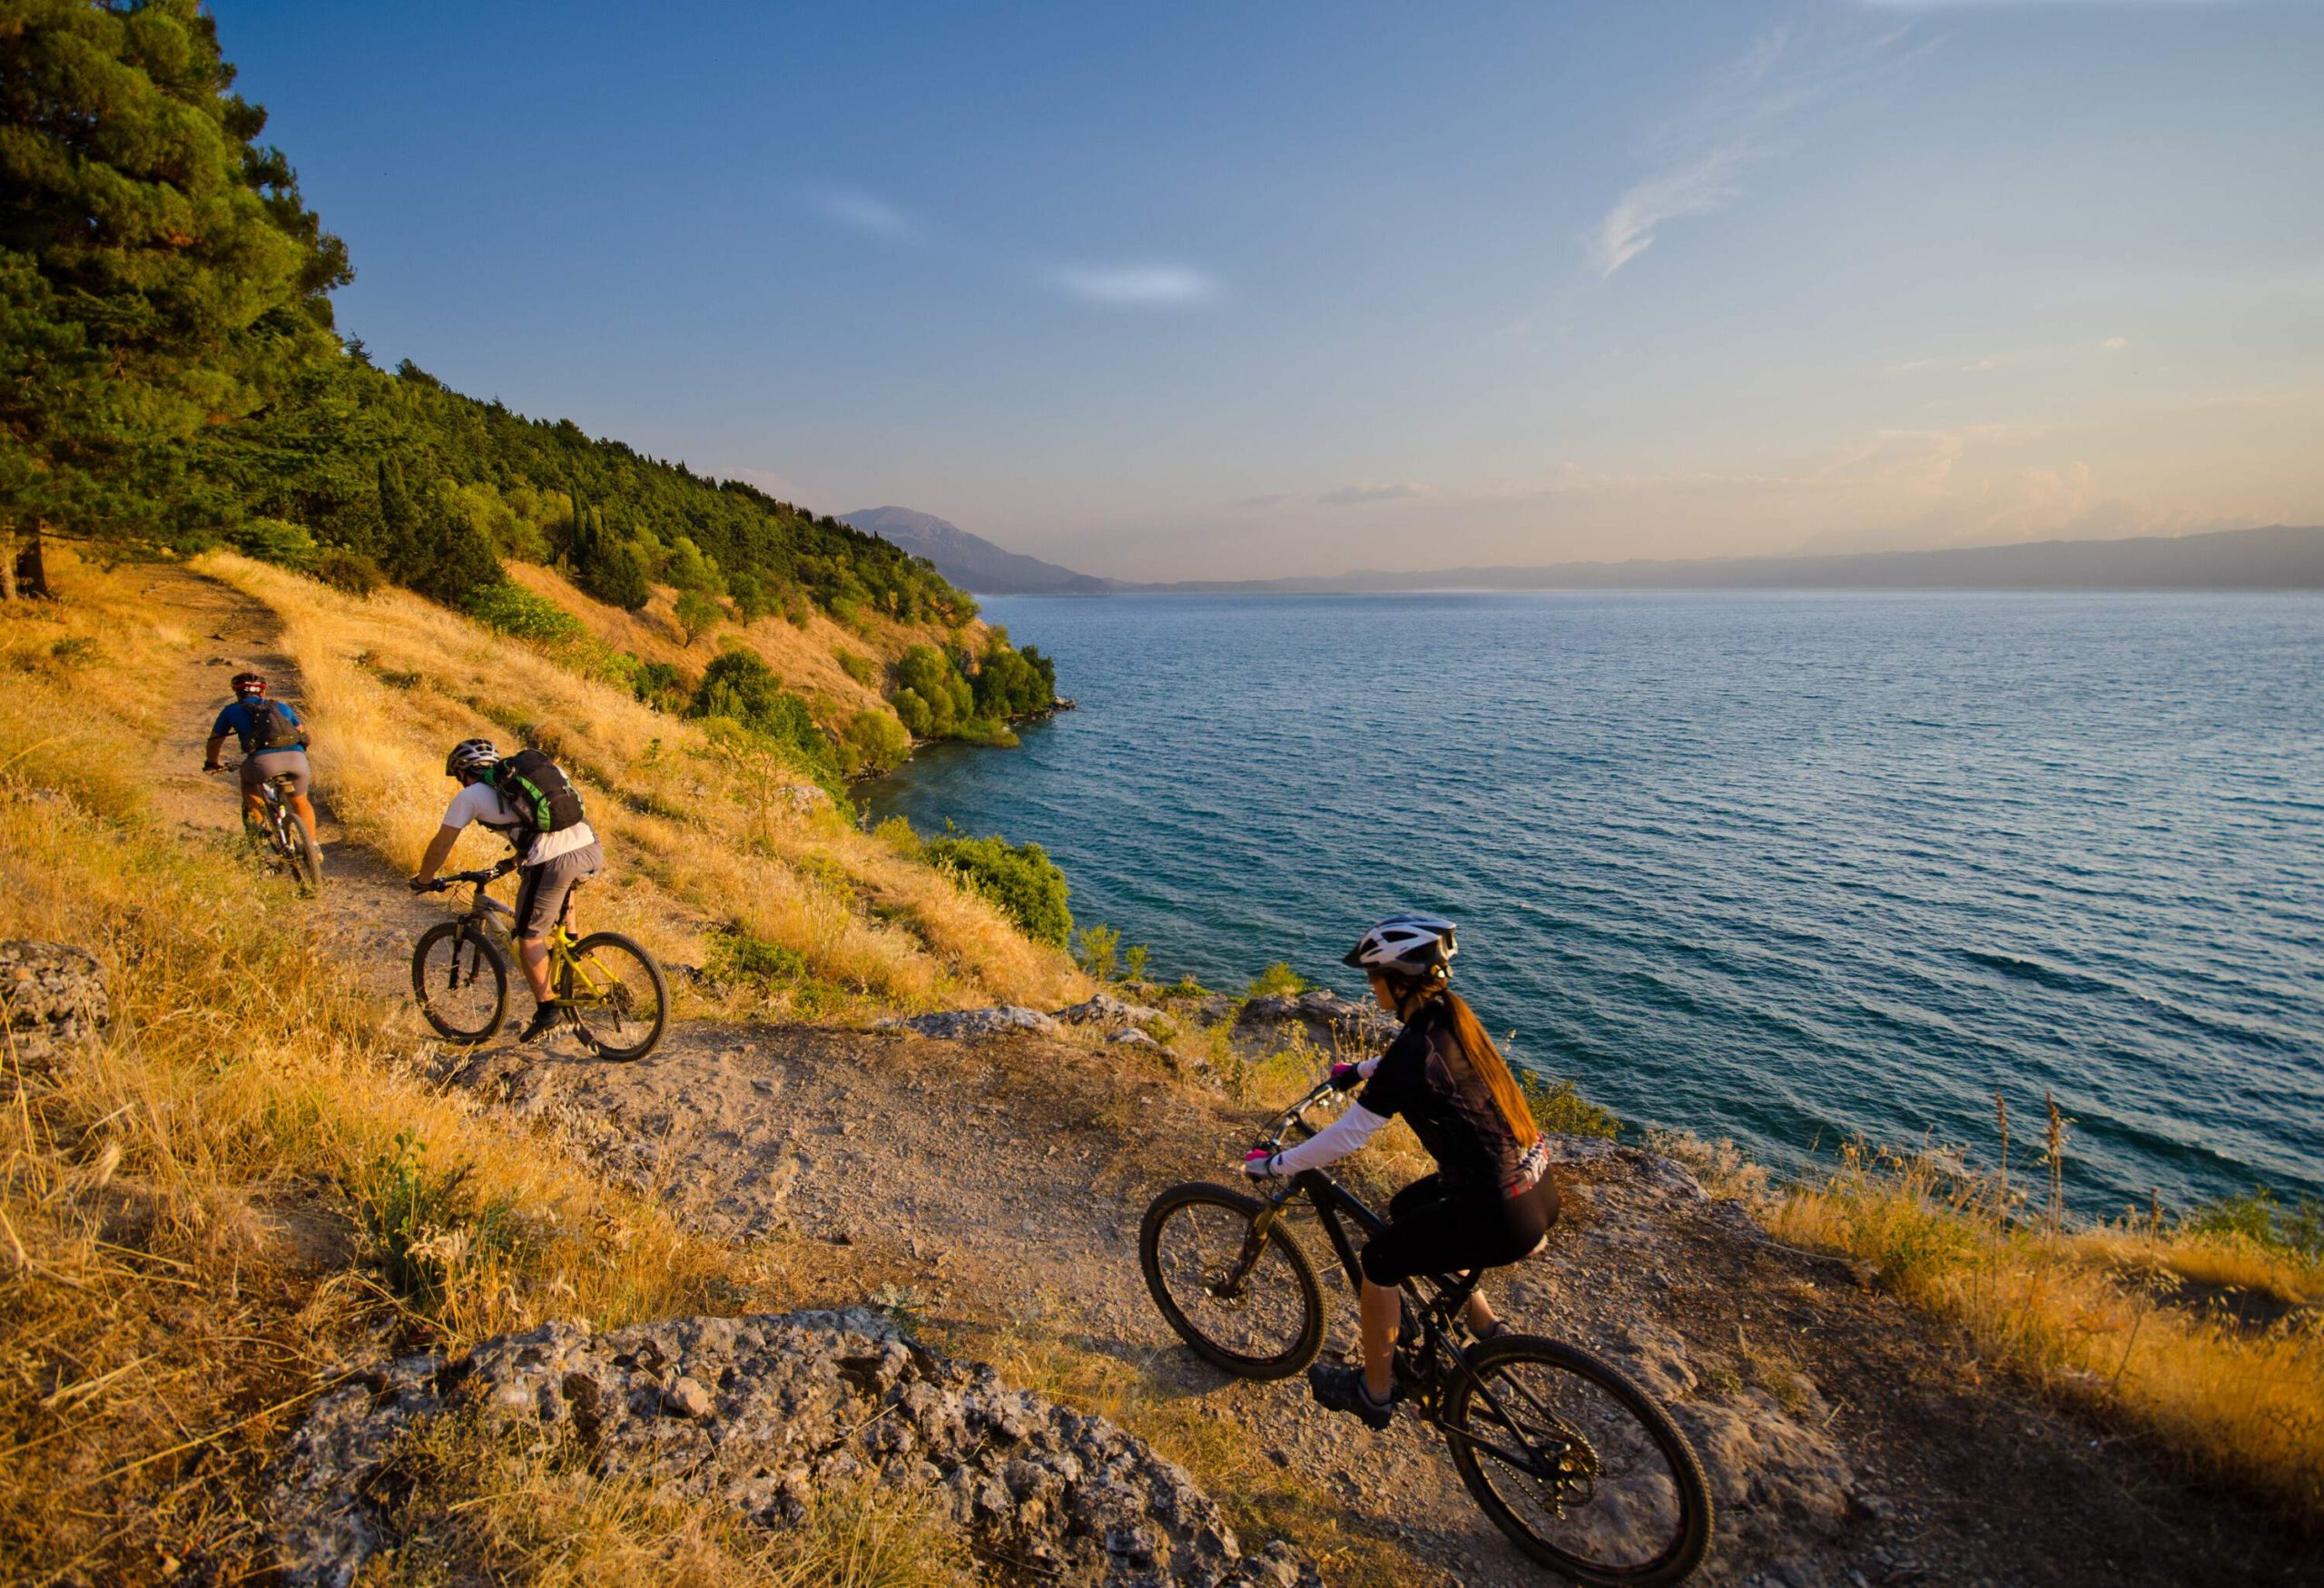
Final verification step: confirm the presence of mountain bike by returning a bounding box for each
[1139,1078,1713,1585]
[409,861,668,1060]
[216,762,322,893]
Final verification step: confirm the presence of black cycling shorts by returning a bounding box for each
[1359,1171,1558,1287]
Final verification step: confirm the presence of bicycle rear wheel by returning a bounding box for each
[1443,1335,1712,1586]
[1138,1182,1325,1378]
[561,932,667,1060]
[412,923,508,1043]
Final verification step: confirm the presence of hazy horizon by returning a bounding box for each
[222,1,2324,582]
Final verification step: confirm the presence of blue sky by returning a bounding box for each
[219,0,2324,579]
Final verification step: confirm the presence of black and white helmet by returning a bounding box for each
[444,738,499,777]
[1343,914,1458,977]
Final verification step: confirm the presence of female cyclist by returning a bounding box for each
[1240,914,1558,1427]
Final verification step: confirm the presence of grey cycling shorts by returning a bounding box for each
[241,748,310,797]
[512,842,604,939]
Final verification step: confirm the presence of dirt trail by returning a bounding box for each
[143,567,2317,1587]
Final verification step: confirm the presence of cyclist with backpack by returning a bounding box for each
[1239,915,1557,1428]
[409,738,605,1044]
[202,671,320,860]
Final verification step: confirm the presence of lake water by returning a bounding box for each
[865,592,2324,1212]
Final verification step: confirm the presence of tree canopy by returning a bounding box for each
[0,0,348,595]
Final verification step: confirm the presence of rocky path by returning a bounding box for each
[144,567,2316,1587]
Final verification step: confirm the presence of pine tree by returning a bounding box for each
[0,0,350,596]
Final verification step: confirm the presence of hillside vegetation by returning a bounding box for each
[0,555,987,1584]
[200,550,1087,1017]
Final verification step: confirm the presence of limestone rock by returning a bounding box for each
[271,1309,1315,1588]
[1054,992,1167,1028]
[879,1006,1065,1040]
[0,941,109,1062]
[1236,988,1398,1050]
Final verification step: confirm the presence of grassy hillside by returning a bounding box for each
[0,556,982,1583]
[198,551,1087,1017]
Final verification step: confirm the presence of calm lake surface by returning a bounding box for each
[865,592,2324,1211]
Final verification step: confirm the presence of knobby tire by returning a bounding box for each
[563,932,667,1061]
[1443,1334,1713,1586]
[412,922,509,1043]
[1138,1181,1325,1378]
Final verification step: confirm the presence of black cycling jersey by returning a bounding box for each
[1356,997,1541,1197]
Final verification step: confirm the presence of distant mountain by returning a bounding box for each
[842,507,1116,596]
[1128,525,2324,595]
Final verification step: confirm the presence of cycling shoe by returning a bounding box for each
[1307,1362,1401,1430]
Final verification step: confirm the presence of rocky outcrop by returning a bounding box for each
[1236,988,1398,1052]
[0,940,109,1061]
[880,1005,1064,1040]
[1054,992,1167,1029]
[271,1308,1315,1588]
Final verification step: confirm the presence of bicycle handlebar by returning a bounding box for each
[421,860,517,892]
[1252,1077,1341,1155]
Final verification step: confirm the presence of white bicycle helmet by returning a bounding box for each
[444,738,499,777]
[1343,914,1458,977]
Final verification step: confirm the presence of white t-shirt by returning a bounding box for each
[441,781,598,867]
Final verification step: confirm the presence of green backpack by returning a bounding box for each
[487,749,586,834]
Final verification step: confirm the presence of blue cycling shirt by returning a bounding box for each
[211,697,306,754]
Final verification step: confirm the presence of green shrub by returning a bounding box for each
[972,641,1057,717]
[925,833,1072,946]
[461,581,584,643]
[2187,1188,2324,1259]
[582,538,652,610]
[1075,923,1121,982]
[224,517,319,569]
[838,707,911,777]
[685,647,839,788]
[673,587,722,645]
[1519,1074,1620,1140]
[871,814,921,859]
[1247,962,1307,998]
[631,660,691,713]
[838,650,880,687]
[314,547,384,597]
[950,715,1019,747]
[707,925,808,986]
[349,1131,524,1313]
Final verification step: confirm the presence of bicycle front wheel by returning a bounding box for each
[412,922,508,1043]
[1443,1335,1713,1586]
[562,932,667,1061]
[1138,1182,1324,1378]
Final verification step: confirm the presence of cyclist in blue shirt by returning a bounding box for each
[202,671,320,856]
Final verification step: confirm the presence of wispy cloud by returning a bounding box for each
[814,188,915,241]
[2102,334,2131,350]
[1317,480,1433,506]
[1591,25,1925,279]
[1049,263,1220,307]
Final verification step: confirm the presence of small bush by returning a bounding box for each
[314,547,384,596]
[871,814,921,859]
[925,832,1072,946]
[2187,1188,2324,1260]
[707,925,808,986]
[674,587,722,645]
[224,516,319,569]
[462,580,585,642]
[1520,1074,1620,1140]
[632,659,692,713]
[838,706,911,777]
[950,715,1019,747]
[838,650,880,687]
[1075,923,1121,982]
[1247,962,1307,998]
[686,648,840,790]
[350,1131,524,1313]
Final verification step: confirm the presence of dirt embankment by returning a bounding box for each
[153,567,2318,1587]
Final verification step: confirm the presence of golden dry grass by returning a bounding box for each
[0,557,1071,1584]
[504,559,946,726]
[1658,1129,2324,1524]
[202,551,1085,1014]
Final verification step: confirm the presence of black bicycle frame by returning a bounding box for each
[1243,1088,1579,1481]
